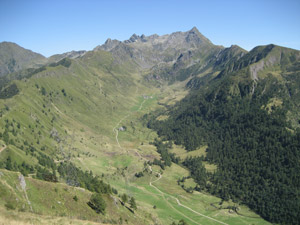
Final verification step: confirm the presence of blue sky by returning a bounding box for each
[0,0,299,57]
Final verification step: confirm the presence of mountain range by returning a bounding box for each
[0,27,299,225]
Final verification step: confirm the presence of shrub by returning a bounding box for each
[121,193,128,204]
[5,201,16,210]
[88,193,106,214]
[73,195,78,201]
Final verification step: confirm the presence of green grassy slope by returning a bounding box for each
[0,169,149,224]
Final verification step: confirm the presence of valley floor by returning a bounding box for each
[103,86,269,225]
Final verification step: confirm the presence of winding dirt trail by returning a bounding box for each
[149,167,228,225]
[112,97,146,152]
[112,114,130,151]
[51,102,64,115]
[149,169,202,225]
[113,95,227,225]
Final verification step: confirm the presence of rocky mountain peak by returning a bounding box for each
[129,33,139,42]
[185,26,211,45]
[124,33,148,43]
[94,38,121,51]
[189,26,200,34]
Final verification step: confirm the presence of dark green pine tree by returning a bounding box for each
[129,197,137,210]
[5,156,12,170]
[88,193,106,214]
[121,193,128,204]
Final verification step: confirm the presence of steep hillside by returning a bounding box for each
[186,45,248,89]
[0,49,158,224]
[148,45,300,224]
[0,169,148,224]
[0,42,47,77]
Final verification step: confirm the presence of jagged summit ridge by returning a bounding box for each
[93,27,219,69]
[95,27,213,51]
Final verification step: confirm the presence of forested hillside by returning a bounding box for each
[148,45,300,224]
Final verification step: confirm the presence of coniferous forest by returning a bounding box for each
[148,74,300,224]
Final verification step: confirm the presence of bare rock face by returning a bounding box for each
[18,174,33,211]
[50,127,61,143]
[95,38,121,51]
[18,174,26,191]
[250,60,264,81]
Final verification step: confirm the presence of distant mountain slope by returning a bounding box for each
[0,42,47,77]
[186,44,248,89]
[48,50,87,63]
